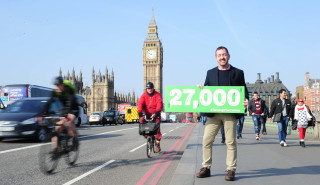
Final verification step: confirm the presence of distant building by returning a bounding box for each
[143,8,163,96]
[246,72,291,108]
[296,86,304,100]
[59,67,137,115]
[304,72,320,112]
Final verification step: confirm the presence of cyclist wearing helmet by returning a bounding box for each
[138,82,163,153]
[41,76,79,150]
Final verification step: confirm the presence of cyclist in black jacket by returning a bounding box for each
[40,77,79,150]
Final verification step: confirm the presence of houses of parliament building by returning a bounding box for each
[59,9,163,115]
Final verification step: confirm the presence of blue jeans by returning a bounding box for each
[252,115,263,135]
[220,125,225,141]
[277,117,290,142]
[236,115,245,136]
[201,116,207,125]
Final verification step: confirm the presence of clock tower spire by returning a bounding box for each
[143,7,163,96]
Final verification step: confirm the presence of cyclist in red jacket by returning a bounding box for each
[138,82,163,153]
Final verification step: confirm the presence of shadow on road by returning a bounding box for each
[235,165,320,180]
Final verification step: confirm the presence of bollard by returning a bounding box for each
[314,121,320,139]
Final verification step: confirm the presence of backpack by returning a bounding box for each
[63,80,77,95]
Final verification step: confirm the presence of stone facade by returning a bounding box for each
[59,67,137,115]
[296,86,304,100]
[142,9,163,96]
[246,72,291,108]
[304,72,320,112]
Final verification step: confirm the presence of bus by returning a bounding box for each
[186,112,193,123]
[0,84,88,126]
[118,103,132,115]
[0,84,53,106]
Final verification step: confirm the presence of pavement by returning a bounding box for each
[170,118,320,185]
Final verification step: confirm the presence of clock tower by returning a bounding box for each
[143,8,163,95]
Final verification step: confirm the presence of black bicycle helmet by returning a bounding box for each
[53,76,64,86]
[146,82,154,89]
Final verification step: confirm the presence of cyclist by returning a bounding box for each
[138,82,163,153]
[40,76,79,152]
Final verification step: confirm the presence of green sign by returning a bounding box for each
[165,86,245,113]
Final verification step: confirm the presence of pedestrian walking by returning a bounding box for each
[248,92,266,140]
[236,114,245,139]
[195,46,248,181]
[220,125,225,143]
[201,113,207,125]
[262,106,269,135]
[268,89,292,147]
[291,98,315,147]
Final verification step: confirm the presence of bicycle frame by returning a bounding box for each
[141,115,158,158]
[39,116,79,174]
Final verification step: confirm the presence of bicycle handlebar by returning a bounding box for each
[144,114,156,122]
[38,116,69,127]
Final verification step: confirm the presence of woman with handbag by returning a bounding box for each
[292,98,313,147]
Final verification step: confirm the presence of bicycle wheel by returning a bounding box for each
[39,134,59,174]
[65,134,79,166]
[147,137,152,158]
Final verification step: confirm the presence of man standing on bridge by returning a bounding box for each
[196,46,249,181]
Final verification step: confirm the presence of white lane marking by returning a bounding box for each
[129,143,146,152]
[169,129,174,132]
[79,127,136,139]
[0,143,48,155]
[0,127,137,155]
[63,160,115,185]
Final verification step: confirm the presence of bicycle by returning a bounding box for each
[38,116,79,174]
[139,115,159,158]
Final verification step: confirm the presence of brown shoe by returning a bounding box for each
[155,145,161,153]
[225,170,235,181]
[196,167,210,178]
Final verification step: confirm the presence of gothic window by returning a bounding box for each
[88,103,90,112]
[97,103,102,112]
[98,88,102,95]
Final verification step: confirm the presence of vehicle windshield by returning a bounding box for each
[91,113,100,116]
[2,99,47,113]
[104,111,115,116]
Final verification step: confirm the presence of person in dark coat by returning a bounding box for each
[268,89,292,147]
[195,46,249,181]
[248,92,266,140]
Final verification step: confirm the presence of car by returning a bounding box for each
[119,114,125,124]
[0,97,62,142]
[89,112,103,125]
[103,110,122,125]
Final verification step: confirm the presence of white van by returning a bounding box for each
[75,95,88,127]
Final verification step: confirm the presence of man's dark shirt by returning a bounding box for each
[218,70,230,86]
[204,65,249,118]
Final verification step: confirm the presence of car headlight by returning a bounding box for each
[22,118,36,125]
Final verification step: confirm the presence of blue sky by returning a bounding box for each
[1,0,320,97]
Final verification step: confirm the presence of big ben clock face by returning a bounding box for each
[146,49,157,59]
